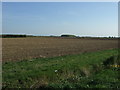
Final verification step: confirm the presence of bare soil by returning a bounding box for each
[2,37,118,62]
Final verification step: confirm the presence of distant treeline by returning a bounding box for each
[60,34,119,39]
[0,34,27,38]
[0,34,119,39]
[61,34,76,37]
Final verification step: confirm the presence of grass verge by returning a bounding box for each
[2,49,120,88]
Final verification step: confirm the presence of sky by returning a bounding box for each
[2,2,118,37]
[0,2,2,34]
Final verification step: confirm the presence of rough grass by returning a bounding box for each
[2,49,120,88]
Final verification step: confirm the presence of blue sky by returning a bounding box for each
[2,2,118,37]
[0,2,2,34]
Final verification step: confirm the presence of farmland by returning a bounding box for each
[2,37,118,62]
[2,1,119,89]
[2,37,120,88]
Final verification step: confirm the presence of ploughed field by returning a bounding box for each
[2,37,118,62]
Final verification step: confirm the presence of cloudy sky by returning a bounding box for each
[2,2,118,37]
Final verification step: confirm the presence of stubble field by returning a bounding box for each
[2,37,118,62]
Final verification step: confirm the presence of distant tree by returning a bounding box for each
[2,34,27,38]
[61,34,76,37]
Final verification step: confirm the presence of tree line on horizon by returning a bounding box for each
[0,34,119,39]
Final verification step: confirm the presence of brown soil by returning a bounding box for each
[2,37,118,62]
